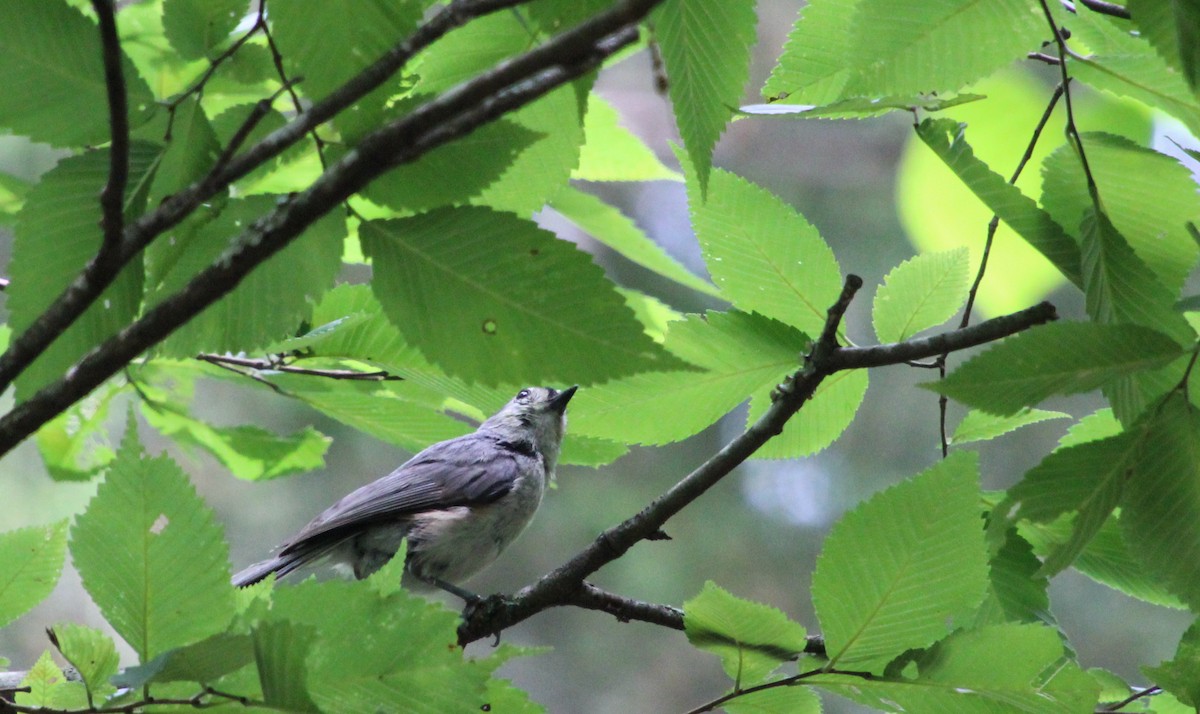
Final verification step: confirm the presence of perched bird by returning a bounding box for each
[232,386,577,599]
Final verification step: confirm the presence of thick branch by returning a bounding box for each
[458,288,1058,645]
[90,0,129,255]
[0,3,658,457]
[0,0,533,398]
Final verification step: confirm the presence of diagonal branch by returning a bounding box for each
[457,286,1057,645]
[0,1,662,458]
[0,0,537,399]
[90,0,130,255]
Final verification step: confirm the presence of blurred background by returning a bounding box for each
[2,2,1197,712]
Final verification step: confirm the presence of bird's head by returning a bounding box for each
[480,385,578,470]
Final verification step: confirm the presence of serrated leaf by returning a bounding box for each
[0,521,67,629]
[657,0,756,192]
[873,248,971,343]
[50,624,118,701]
[723,686,822,714]
[843,0,1046,96]
[569,311,806,445]
[813,452,988,670]
[141,403,330,481]
[993,425,1147,576]
[162,0,245,59]
[763,0,860,104]
[362,117,541,212]
[70,428,236,661]
[951,408,1069,445]
[548,186,718,297]
[113,632,254,688]
[10,145,158,401]
[740,92,985,118]
[746,368,867,459]
[974,531,1051,626]
[35,385,121,482]
[15,651,75,709]
[1043,134,1200,296]
[684,581,808,686]
[255,620,319,712]
[930,322,1184,416]
[817,624,1099,713]
[1121,396,1200,610]
[574,93,681,182]
[0,0,155,147]
[151,196,345,356]
[916,118,1083,285]
[685,161,842,336]
[268,0,422,140]
[360,207,680,386]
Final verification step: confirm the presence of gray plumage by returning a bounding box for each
[232,386,577,594]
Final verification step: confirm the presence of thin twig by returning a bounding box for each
[935,83,1065,456]
[196,353,402,381]
[457,285,1057,646]
[684,667,873,714]
[90,0,130,255]
[1038,0,1102,206]
[258,0,331,172]
[1096,685,1161,712]
[1075,0,1131,19]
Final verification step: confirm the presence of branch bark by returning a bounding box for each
[457,287,1057,645]
[0,0,665,457]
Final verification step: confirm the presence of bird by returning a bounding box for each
[232,385,577,600]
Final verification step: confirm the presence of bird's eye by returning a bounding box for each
[517,389,531,401]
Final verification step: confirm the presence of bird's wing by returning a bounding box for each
[278,434,531,554]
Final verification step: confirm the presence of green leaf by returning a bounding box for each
[740,92,986,119]
[684,581,809,686]
[269,578,492,712]
[746,368,867,459]
[916,118,1083,285]
[812,452,988,670]
[254,620,320,712]
[1042,134,1200,296]
[872,248,971,343]
[361,116,541,212]
[974,531,1051,626]
[150,196,345,356]
[15,650,79,709]
[49,624,119,701]
[113,632,254,688]
[360,207,680,386]
[950,408,1069,445]
[548,186,719,297]
[573,94,681,182]
[685,162,842,336]
[0,0,155,146]
[268,0,422,140]
[35,385,121,482]
[1144,619,1200,707]
[817,624,1099,713]
[569,311,806,445]
[1131,0,1200,93]
[930,322,1184,416]
[763,0,860,105]
[144,97,221,205]
[9,145,158,401]
[70,428,236,661]
[656,0,756,193]
[140,402,330,481]
[843,0,1045,96]
[1121,396,1200,610]
[993,425,1147,576]
[0,521,68,628]
[162,0,246,59]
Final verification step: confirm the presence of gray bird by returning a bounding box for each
[232,385,577,599]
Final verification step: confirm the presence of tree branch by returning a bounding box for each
[0,0,535,399]
[90,0,129,255]
[0,1,660,457]
[195,353,402,381]
[457,286,1058,645]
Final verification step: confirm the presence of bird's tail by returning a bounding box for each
[231,555,303,587]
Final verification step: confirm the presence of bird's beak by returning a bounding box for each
[549,385,578,413]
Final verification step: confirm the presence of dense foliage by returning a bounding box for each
[1,0,1199,711]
